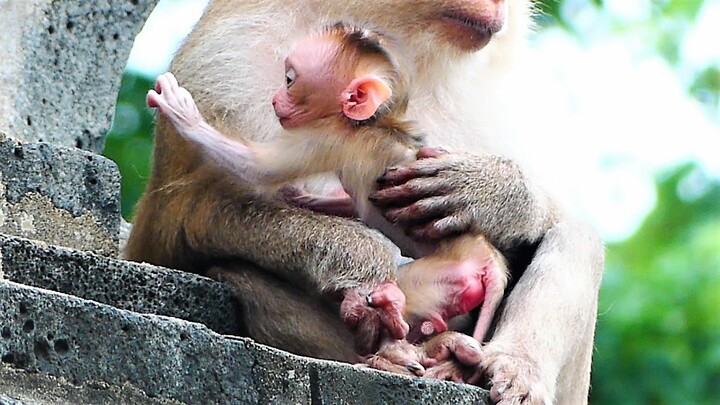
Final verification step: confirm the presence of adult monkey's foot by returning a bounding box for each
[471,342,553,405]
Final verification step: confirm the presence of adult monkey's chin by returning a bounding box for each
[436,1,506,51]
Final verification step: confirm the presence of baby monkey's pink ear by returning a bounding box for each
[342,75,392,121]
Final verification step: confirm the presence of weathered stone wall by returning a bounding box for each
[0,0,158,153]
[0,134,120,256]
[0,366,183,405]
[0,234,241,336]
[0,279,489,404]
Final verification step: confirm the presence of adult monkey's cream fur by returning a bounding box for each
[127,1,605,404]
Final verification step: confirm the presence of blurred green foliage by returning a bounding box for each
[103,1,720,404]
[594,164,720,404]
[104,73,155,219]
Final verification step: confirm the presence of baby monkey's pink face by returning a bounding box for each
[272,34,394,130]
[272,36,347,129]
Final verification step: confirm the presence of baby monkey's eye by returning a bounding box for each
[286,68,296,87]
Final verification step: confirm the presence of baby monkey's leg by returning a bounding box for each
[280,184,358,218]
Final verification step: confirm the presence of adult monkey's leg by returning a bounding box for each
[207,263,357,362]
[481,221,604,404]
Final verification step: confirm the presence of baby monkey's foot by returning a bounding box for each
[366,339,425,377]
[365,332,484,383]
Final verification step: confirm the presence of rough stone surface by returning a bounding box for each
[247,337,491,404]
[0,234,241,336]
[0,395,28,405]
[0,134,120,256]
[118,218,132,258]
[0,0,159,152]
[0,281,490,404]
[0,281,255,404]
[0,366,182,405]
[0,395,29,405]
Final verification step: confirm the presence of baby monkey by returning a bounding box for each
[147,23,509,357]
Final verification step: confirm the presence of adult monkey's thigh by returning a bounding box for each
[206,263,356,362]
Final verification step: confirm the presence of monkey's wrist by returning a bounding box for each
[195,120,217,135]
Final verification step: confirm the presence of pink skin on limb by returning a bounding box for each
[417,260,489,337]
[399,235,508,344]
[368,245,505,380]
[147,73,262,184]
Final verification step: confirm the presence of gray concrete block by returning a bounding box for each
[248,338,491,405]
[0,366,182,405]
[0,280,255,404]
[0,280,489,404]
[0,395,32,405]
[0,0,159,152]
[0,234,241,336]
[0,134,120,256]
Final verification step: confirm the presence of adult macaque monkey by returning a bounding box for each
[126,1,605,404]
[146,23,509,346]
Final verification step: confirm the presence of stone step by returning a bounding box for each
[0,233,240,336]
[0,134,120,256]
[0,366,181,405]
[0,280,489,404]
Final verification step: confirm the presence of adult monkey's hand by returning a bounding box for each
[371,147,555,249]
